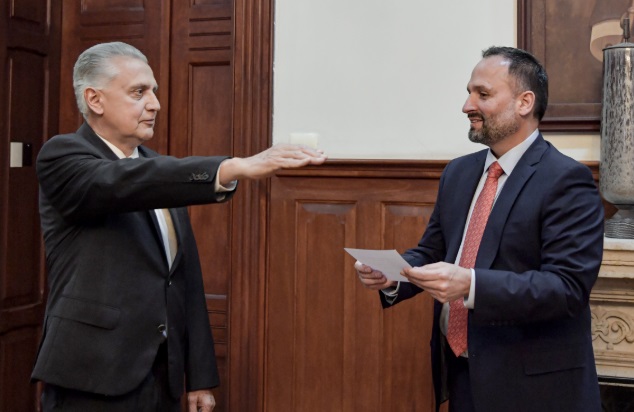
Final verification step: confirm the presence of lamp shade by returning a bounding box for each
[589,0,633,61]
[591,20,624,61]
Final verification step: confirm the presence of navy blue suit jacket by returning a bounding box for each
[382,135,603,412]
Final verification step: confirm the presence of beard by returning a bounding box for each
[468,107,520,147]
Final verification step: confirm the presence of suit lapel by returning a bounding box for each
[77,123,120,161]
[125,147,174,271]
[78,123,174,272]
[475,135,549,268]
[137,145,184,273]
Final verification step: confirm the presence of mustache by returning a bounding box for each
[467,113,485,121]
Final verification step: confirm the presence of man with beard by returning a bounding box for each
[354,46,603,412]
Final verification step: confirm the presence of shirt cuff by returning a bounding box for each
[215,163,237,192]
[214,162,237,200]
[380,282,400,305]
[380,282,400,296]
[464,268,476,309]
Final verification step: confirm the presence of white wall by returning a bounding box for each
[272,0,600,161]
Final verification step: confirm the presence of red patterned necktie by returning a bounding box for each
[446,161,504,356]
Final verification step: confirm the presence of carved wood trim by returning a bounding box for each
[275,159,449,178]
[275,159,599,179]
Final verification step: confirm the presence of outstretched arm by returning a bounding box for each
[218,144,327,185]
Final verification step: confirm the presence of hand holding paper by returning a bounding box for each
[353,260,397,290]
[402,262,471,304]
[345,248,411,283]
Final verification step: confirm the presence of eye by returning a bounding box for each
[132,88,143,98]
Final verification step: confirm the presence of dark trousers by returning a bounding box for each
[41,344,180,412]
[446,351,476,412]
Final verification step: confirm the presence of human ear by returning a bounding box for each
[517,91,535,117]
[84,87,104,115]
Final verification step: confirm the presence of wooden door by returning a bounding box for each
[169,0,273,410]
[0,0,61,410]
[169,1,235,409]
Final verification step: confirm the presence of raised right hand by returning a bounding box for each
[218,143,327,184]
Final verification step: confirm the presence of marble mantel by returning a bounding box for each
[591,237,634,385]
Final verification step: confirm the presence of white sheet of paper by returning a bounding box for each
[344,248,411,282]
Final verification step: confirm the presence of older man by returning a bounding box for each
[32,42,326,412]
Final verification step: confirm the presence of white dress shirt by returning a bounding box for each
[96,136,236,269]
[383,129,539,355]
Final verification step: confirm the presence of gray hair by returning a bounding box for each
[73,42,148,119]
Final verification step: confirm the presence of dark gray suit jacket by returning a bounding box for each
[382,135,604,412]
[32,123,234,398]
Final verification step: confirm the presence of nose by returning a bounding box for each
[462,94,475,114]
[147,91,161,112]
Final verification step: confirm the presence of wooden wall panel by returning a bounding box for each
[382,203,434,250]
[225,0,273,410]
[3,51,45,308]
[296,202,356,411]
[380,202,437,411]
[170,1,234,409]
[188,63,233,296]
[0,328,41,412]
[10,0,47,26]
[0,0,60,410]
[190,64,233,156]
[266,162,444,412]
[169,1,274,410]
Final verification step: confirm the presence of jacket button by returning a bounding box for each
[157,324,166,333]
[167,280,172,286]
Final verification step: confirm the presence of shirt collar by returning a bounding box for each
[96,135,139,159]
[484,128,539,176]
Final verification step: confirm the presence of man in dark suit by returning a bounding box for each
[355,46,604,412]
[32,42,326,411]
